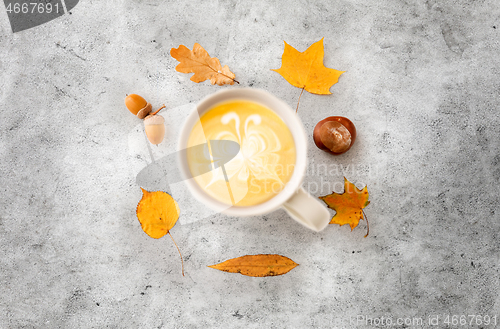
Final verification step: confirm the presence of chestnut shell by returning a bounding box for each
[313,116,357,155]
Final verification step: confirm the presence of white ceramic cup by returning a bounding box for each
[177,88,330,232]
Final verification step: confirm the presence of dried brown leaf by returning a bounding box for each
[170,43,237,85]
[208,254,298,277]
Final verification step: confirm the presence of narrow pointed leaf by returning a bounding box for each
[208,254,298,277]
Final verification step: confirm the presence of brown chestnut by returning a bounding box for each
[313,116,356,155]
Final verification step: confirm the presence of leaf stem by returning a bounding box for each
[296,87,305,113]
[151,104,166,116]
[219,71,239,84]
[168,231,184,276]
[362,209,369,238]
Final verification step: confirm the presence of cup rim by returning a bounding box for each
[177,88,307,217]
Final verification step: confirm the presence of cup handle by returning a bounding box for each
[282,186,331,232]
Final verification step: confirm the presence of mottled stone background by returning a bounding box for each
[1,0,499,328]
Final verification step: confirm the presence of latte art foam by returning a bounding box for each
[187,100,296,206]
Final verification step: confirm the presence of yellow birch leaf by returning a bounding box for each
[136,188,180,239]
[208,254,298,277]
[272,38,344,94]
[319,177,370,234]
[170,43,237,86]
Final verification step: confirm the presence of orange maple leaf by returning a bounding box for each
[208,254,299,277]
[272,38,344,95]
[170,43,238,86]
[319,177,370,236]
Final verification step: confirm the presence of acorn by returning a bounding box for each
[144,114,165,145]
[125,94,152,119]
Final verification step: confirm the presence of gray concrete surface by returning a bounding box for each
[1,0,499,328]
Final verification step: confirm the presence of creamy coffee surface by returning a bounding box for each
[187,100,296,206]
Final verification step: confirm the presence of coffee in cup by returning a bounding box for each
[187,99,296,206]
[178,88,330,231]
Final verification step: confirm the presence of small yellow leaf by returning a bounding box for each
[272,38,344,95]
[136,188,180,239]
[208,254,298,277]
[170,43,237,86]
[319,177,370,232]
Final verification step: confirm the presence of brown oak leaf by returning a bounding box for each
[170,43,238,85]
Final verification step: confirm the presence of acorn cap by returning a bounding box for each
[144,114,165,125]
[136,102,152,119]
